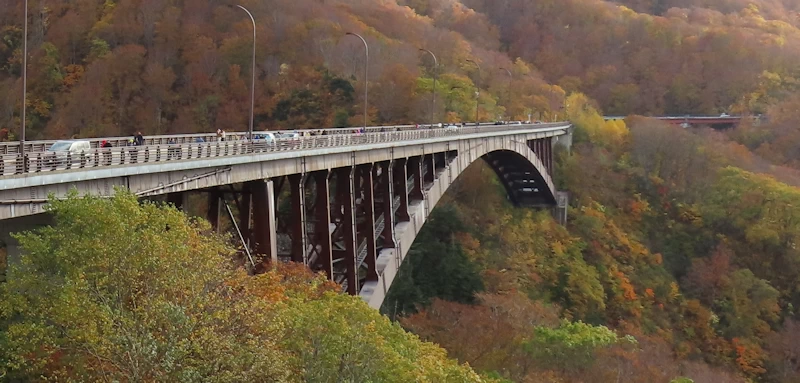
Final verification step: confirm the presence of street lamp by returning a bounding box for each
[466,59,481,123]
[20,0,28,171]
[499,67,512,120]
[346,32,369,129]
[232,5,255,141]
[419,48,438,126]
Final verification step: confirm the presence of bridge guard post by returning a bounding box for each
[288,173,308,265]
[358,163,378,282]
[380,161,397,248]
[207,187,221,232]
[393,158,410,222]
[336,166,359,295]
[251,179,278,265]
[409,156,424,201]
[312,170,334,279]
[424,154,435,184]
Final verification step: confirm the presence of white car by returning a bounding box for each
[444,124,459,131]
[46,140,91,167]
[48,140,91,154]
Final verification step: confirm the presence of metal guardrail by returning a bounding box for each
[0,122,509,155]
[0,123,569,177]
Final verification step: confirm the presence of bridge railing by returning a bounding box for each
[0,122,510,155]
[0,123,568,177]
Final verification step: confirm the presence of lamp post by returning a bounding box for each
[233,5,255,140]
[419,48,438,126]
[466,59,481,123]
[499,67,512,119]
[20,0,28,171]
[346,32,369,129]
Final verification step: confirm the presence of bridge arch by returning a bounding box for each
[360,135,561,308]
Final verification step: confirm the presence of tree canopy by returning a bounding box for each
[0,191,487,382]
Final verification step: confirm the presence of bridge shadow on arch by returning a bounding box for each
[479,149,557,207]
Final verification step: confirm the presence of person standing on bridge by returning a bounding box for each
[134,132,144,146]
[101,140,112,165]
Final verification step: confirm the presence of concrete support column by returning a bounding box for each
[167,191,187,210]
[251,179,278,264]
[312,170,334,279]
[434,152,445,172]
[289,173,308,264]
[537,139,546,166]
[424,154,435,183]
[336,166,359,295]
[358,163,378,282]
[239,183,253,250]
[409,156,424,201]
[393,158,410,222]
[207,188,221,232]
[380,160,396,248]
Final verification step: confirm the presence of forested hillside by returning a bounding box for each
[5,0,800,381]
[386,96,800,382]
[4,0,800,140]
[0,192,490,381]
[451,0,800,115]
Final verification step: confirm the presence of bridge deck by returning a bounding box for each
[0,123,566,181]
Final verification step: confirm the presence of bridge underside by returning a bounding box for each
[0,129,568,308]
[186,137,560,308]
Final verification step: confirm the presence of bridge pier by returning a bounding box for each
[238,183,253,251]
[167,191,187,210]
[335,166,359,295]
[379,161,397,249]
[207,188,221,231]
[289,174,308,265]
[358,164,379,282]
[409,156,424,202]
[0,214,53,280]
[424,154,435,184]
[311,170,334,279]
[394,159,410,222]
[251,179,278,264]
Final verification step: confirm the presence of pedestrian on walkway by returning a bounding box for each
[134,132,144,146]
